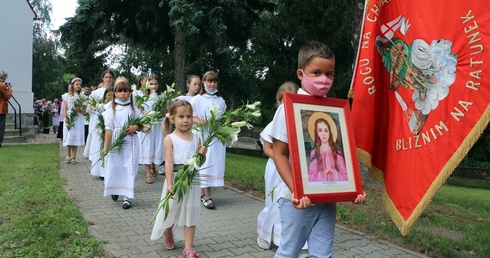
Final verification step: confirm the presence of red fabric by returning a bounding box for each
[350,1,490,234]
[0,82,13,114]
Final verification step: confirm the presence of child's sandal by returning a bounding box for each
[71,158,77,164]
[151,167,158,178]
[183,247,199,258]
[146,176,154,184]
[65,156,71,164]
[163,232,175,250]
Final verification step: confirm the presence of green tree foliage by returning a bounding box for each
[59,0,273,103]
[31,0,67,100]
[245,0,356,121]
[54,0,489,166]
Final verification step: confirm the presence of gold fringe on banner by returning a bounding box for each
[356,104,490,235]
[347,89,354,99]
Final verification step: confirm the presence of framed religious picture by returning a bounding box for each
[283,92,363,204]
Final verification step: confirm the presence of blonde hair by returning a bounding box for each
[162,99,193,135]
[69,77,82,95]
[276,81,299,106]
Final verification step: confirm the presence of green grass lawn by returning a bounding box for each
[0,143,107,257]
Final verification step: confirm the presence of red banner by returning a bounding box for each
[350,0,490,235]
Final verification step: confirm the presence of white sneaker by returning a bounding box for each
[257,236,271,249]
[158,165,165,175]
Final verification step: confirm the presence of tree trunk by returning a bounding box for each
[352,0,364,59]
[348,0,365,99]
[173,26,186,93]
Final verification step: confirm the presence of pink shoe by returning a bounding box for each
[183,247,200,258]
[163,232,175,250]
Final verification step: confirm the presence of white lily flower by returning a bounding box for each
[144,110,156,118]
[131,84,137,92]
[246,101,261,110]
[251,111,261,117]
[231,121,247,128]
[210,104,219,117]
[148,92,158,100]
[228,130,240,146]
[184,156,198,171]
[166,84,175,92]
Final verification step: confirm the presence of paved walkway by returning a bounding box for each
[54,141,428,258]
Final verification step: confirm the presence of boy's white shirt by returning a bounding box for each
[270,88,311,200]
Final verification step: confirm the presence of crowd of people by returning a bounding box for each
[34,69,227,257]
[28,41,367,258]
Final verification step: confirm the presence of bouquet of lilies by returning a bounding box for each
[134,94,147,109]
[84,95,103,113]
[150,101,261,222]
[65,94,86,131]
[132,81,154,109]
[91,110,161,168]
[84,95,105,122]
[153,83,181,120]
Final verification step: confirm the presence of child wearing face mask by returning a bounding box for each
[189,71,227,209]
[270,41,367,257]
[101,77,142,209]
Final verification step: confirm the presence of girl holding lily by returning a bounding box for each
[101,76,142,210]
[189,71,227,209]
[151,99,207,258]
[63,77,86,164]
[89,70,114,178]
[138,75,164,184]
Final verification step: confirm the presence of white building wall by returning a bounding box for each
[0,0,35,115]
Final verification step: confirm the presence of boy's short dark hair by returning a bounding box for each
[298,41,335,69]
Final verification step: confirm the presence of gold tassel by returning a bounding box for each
[347,89,354,99]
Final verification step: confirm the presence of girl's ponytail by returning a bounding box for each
[162,114,173,135]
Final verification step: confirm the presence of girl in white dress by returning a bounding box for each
[151,99,207,258]
[189,71,226,209]
[139,75,164,184]
[89,70,114,178]
[63,77,86,164]
[256,82,302,250]
[101,77,142,209]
